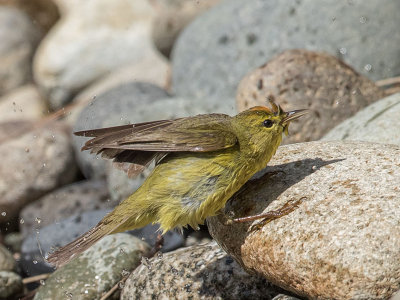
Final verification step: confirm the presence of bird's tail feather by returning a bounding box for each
[46,219,121,268]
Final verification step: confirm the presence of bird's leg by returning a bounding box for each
[233,197,306,231]
[145,233,164,258]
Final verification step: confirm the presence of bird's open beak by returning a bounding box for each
[280,109,309,136]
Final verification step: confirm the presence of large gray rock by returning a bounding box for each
[322,92,400,145]
[33,0,158,108]
[236,50,385,144]
[34,234,150,300]
[208,141,400,299]
[0,121,77,222]
[20,180,112,238]
[0,7,40,95]
[172,0,400,101]
[72,82,169,179]
[121,241,288,299]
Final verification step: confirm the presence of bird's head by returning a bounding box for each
[233,99,308,157]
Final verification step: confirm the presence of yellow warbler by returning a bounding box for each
[47,100,307,267]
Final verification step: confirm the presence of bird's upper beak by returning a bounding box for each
[280,109,309,136]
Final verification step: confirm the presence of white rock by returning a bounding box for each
[33,0,157,109]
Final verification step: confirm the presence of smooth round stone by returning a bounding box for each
[322,92,400,145]
[121,241,288,299]
[172,0,400,102]
[208,141,400,299]
[33,0,157,108]
[34,234,150,300]
[236,50,385,144]
[0,121,77,222]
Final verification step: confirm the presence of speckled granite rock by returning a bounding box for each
[172,0,400,102]
[208,141,400,299]
[34,234,150,300]
[20,179,112,237]
[0,121,77,222]
[121,241,288,300]
[0,271,23,299]
[322,92,400,145]
[0,244,15,271]
[236,50,385,143]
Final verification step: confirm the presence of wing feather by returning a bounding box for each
[74,114,237,177]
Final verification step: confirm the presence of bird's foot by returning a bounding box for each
[231,197,306,231]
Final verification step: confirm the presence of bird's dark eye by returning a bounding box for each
[263,119,274,128]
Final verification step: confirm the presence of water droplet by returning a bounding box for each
[35,217,42,224]
[42,163,46,168]
[312,165,317,171]
[40,279,45,285]
[339,47,347,55]
[1,212,6,217]
[84,290,89,294]
[141,257,152,270]
[364,64,372,72]
[25,148,30,153]
[95,275,100,280]
[64,291,73,298]
[33,260,38,264]
[20,218,25,224]
[359,16,367,23]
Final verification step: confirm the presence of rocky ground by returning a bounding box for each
[0,0,400,299]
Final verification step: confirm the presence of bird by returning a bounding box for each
[47,99,307,267]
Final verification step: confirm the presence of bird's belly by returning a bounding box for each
[137,150,250,231]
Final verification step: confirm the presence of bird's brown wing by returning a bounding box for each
[74,114,237,177]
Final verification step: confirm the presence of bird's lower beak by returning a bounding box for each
[280,109,309,136]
